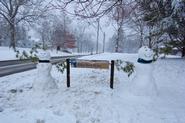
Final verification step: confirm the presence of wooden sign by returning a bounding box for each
[67,59,114,89]
[71,59,109,69]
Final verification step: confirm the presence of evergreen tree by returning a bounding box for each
[166,0,185,57]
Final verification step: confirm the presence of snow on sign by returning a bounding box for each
[70,59,109,69]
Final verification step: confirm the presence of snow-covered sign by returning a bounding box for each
[71,59,109,69]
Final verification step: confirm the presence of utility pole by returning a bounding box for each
[63,12,66,50]
[103,32,105,53]
[96,19,100,54]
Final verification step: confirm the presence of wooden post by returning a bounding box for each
[66,59,70,87]
[110,60,114,89]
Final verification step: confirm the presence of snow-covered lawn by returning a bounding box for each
[0,53,185,123]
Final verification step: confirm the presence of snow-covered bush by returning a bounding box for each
[115,60,135,77]
[56,61,67,74]
[15,44,48,62]
[16,49,38,62]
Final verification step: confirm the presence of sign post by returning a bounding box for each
[110,60,114,89]
[66,59,115,89]
[66,59,70,87]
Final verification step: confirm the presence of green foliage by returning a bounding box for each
[159,46,173,56]
[31,44,40,53]
[123,62,135,77]
[15,45,40,62]
[56,61,66,74]
[32,43,48,51]
[115,60,135,77]
[15,50,20,58]
[15,49,39,62]
[153,48,159,61]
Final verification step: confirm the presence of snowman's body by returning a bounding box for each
[130,46,157,96]
[34,50,57,91]
[130,63,157,96]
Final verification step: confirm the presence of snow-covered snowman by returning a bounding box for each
[130,46,157,96]
[34,50,57,91]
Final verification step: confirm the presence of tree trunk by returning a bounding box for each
[115,23,121,53]
[139,27,144,48]
[9,23,16,51]
[115,37,119,52]
[96,19,100,54]
[148,26,152,48]
[115,25,120,52]
[77,41,80,53]
[182,47,185,58]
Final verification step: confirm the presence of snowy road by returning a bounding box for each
[0,63,36,77]
[0,53,185,123]
[0,55,88,77]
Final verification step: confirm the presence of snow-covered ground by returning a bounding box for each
[0,47,86,61]
[0,53,185,123]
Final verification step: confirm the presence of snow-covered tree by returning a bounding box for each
[136,0,173,48]
[107,33,124,53]
[136,0,185,57]
[166,0,185,57]
[108,0,133,52]
[37,20,53,49]
[74,26,95,53]
[0,0,50,50]
[0,18,9,46]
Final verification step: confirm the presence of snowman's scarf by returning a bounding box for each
[137,58,153,64]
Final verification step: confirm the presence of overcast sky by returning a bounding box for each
[28,0,135,49]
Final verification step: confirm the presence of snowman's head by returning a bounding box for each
[37,50,51,61]
[138,46,154,61]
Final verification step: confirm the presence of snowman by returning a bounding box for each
[34,50,57,91]
[130,46,157,96]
